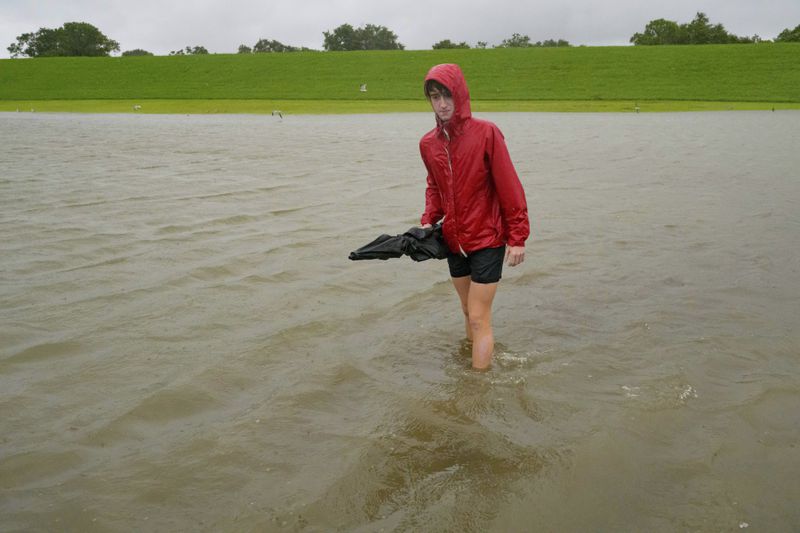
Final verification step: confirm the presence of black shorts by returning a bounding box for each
[447,246,505,284]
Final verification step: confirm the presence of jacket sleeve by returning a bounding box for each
[488,125,530,246]
[420,146,444,226]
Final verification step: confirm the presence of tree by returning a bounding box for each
[631,13,755,45]
[536,39,571,47]
[683,12,711,43]
[238,44,252,54]
[323,23,357,50]
[683,12,733,44]
[8,22,119,58]
[358,24,404,50]
[323,23,404,51]
[8,29,56,57]
[170,46,208,55]
[58,22,120,56]
[253,38,297,53]
[432,39,470,49]
[475,41,488,49]
[496,33,533,48]
[776,24,800,42]
[122,49,153,56]
[630,18,684,45]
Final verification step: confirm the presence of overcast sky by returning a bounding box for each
[2,0,798,57]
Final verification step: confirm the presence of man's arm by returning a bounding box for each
[420,147,444,226]
[487,125,530,254]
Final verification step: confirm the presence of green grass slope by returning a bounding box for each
[1,44,798,112]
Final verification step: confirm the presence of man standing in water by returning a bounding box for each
[419,64,530,370]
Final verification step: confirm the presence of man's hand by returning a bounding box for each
[505,245,525,267]
[420,224,432,229]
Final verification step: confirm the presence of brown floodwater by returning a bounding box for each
[1,111,799,532]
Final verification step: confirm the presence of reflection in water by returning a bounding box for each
[296,357,554,531]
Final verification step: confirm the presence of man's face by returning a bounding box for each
[429,88,454,123]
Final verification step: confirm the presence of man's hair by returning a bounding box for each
[424,80,452,99]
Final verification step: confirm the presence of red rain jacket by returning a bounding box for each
[419,64,530,254]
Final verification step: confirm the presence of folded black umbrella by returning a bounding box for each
[349,223,448,262]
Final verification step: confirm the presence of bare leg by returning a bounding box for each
[451,275,472,341]
[467,281,498,370]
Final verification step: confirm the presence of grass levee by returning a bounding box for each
[1,44,798,113]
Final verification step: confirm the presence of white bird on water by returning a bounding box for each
[271,110,283,119]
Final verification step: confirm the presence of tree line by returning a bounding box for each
[8,22,119,57]
[432,34,571,49]
[8,18,800,58]
[630,12,797,45]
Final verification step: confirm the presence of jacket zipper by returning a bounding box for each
[443,127,467,257]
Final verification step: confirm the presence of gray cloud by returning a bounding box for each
[2,0,798,57]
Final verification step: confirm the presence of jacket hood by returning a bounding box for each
[424,63,472,130]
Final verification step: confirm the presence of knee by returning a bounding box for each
[468,311,490,332]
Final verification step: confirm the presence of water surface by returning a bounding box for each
[1,111,799,531]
